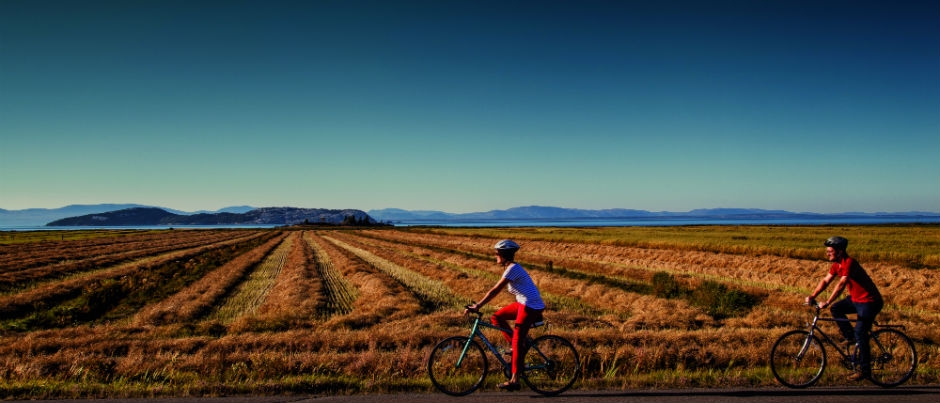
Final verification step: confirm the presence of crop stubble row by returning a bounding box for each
[0,228,935,398]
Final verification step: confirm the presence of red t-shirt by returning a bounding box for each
[829,256,882,303]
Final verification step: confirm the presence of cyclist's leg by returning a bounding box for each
[492,303,522,345]
[511,306,543,375]
[830,298,857,342]
[854,299,884,376]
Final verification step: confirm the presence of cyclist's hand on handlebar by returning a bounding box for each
[463,304,479,315]
[804,297,823,309]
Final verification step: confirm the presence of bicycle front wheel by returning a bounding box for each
[869,328,917,387]
[521,335,580,396]
[770,330,827,388]
[427,336,488,396]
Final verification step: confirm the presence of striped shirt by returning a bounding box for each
[502,263,545,310]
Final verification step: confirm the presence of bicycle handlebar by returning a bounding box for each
[464,305,483,317]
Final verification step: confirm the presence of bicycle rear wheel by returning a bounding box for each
[427,336,488,396]
[770,330,827,388]
[521,335,580,396]
[868,328,917,387]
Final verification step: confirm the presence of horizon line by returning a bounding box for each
[2,203,938,216]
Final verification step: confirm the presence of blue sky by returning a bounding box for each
[1,1,937,214]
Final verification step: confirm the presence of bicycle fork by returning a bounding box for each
[457,321,512,376]
[796,318,821,361]
[456,320,484,368]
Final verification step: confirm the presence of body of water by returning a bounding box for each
[0,224,280,231]
[1,216,937,231]
[390,216,940,227]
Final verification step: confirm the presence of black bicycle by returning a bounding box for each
[770,303,917,388]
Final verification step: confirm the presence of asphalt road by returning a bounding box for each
[11,387,939,403]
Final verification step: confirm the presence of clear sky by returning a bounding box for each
[2,1,937,214]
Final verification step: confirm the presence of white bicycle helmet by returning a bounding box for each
[494,239,520,251]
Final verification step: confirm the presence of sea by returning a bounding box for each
[2,216,937,231]
[0,224,280,231]
[387,216,940,227]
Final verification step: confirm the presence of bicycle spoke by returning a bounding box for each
[521,335,580,396]
[770,330,826,388]
[427,336,488,396]
[868,328,917,387]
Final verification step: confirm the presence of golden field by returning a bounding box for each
[0,225,937,398]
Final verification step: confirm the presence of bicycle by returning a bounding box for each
[427,307,581,396]
[770,302,917,388]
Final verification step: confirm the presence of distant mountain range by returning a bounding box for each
[0,205,372,227]
[1,204,937,227]
[0,204,256,227]
[367,205,940,222]
[45,207,377,227]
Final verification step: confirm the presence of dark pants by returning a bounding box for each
[831,297,884,374]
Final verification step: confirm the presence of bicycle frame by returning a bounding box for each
[429,310,581,396]
[803,310,857,364]
[458,313,543,371]
[771,304,916,389]
[801,306,907,368]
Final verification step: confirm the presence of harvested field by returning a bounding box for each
[0,226,936,398]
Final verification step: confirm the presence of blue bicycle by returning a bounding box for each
[427,308,580,396]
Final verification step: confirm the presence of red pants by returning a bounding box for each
[491,302,544,375]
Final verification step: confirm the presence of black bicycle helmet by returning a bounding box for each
[824,236,848,250]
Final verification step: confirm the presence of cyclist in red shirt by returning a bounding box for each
[806,236,884,382]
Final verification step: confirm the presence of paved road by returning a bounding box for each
[12,387,939,403]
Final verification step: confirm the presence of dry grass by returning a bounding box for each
[0,226,936,398]
[211,232,296,325]
[132,233,287,326]
[0,230,240,289]
[305,232,357,318]
[322,234,464,311]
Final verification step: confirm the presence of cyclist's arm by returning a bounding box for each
[469,277,510,311]
[820,276,849,308]
[807,272,835,305]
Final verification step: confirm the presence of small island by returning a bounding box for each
[46,207,386,227]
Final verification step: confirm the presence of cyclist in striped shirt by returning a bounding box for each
[466,239,545,391]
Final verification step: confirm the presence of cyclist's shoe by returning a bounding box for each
[847,371,869,382]
[497,381,521,391]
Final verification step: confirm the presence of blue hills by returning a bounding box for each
[0,204,257,226]
[43,207,376,227]
[1,204,937,227]
[367,205,940,223]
